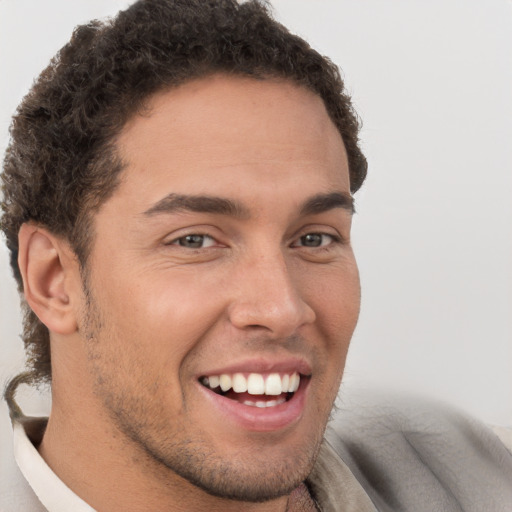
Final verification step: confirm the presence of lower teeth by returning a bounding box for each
[242,398,286,408]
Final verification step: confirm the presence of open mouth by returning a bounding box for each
[200,372,306,408]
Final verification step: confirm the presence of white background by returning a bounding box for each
[1,0,511,439]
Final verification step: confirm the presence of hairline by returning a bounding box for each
[72,71,357,270]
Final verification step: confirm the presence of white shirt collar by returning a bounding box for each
[13,419,95,512]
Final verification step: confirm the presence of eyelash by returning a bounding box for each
[292,233,340,248]
[169,234,217,249]
[168,232,342,250]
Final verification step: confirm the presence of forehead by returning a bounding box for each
[112,74,349,210]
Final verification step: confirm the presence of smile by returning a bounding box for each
[200,372,302,408]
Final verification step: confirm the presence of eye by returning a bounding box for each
[294,233,336,248]
[171,234,216,249]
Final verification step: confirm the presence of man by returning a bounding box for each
[0,1,510,511]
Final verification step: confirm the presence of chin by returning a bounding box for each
[130,419,324,503]
[162,443,318,503]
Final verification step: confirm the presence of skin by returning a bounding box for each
[21,74,360,512]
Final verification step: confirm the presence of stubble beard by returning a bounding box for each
[80,280,331,504]
[122,415,324,503]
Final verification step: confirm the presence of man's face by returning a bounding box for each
[79,75,360,501]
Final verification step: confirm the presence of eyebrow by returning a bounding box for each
[143,194,250,218]
[299,192,355,216]
[143,191,354,218]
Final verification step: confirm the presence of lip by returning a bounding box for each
[196,357,313,378]
[197,374,310,432]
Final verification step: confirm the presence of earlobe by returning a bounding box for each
[18,224,79,335]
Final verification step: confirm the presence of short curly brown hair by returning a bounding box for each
[1,0,367,392]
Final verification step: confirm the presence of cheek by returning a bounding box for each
[96,267,227,368]
[305,259,361,338]
[310,266,359,396]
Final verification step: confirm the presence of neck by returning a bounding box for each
[286,484,319,512]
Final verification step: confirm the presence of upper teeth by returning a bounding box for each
[202,372,300,395]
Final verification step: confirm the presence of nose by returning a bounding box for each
[227,251,316,338]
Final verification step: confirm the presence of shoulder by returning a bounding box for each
[326,389,512,512]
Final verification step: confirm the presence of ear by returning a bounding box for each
[17,224,80,335]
